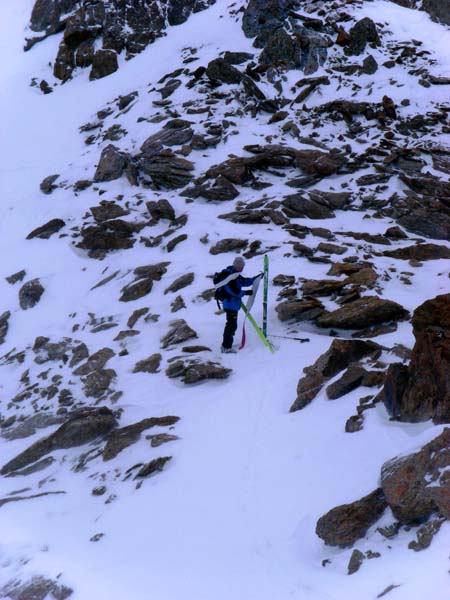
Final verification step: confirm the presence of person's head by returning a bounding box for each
[233,256,245,272]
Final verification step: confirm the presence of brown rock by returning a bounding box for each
[326,365,367,400]
[133,354,162,374]
[381,428,450,522]
[276,297,324,322]
[27,218,65,240]
[316,488,387,547]
[161,319,197,348]
[383,243,450,261]
[1,407,117,475]
[290,339,382,412]
[103,416,179,460]
[164,272,194,294]
[316,296,409,330]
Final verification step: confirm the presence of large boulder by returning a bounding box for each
[1,407,117,475]
[382,293,450,423]
[89,49,118,80]
[316,296,409,330]
[346,17,381,56]
[381,428,450,522]
[316,488,388,547]
[383,243,450,261]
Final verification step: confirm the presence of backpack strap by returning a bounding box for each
[214,271,240,290]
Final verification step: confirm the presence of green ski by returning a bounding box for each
[263,254,269,337]
[241,302,275,354]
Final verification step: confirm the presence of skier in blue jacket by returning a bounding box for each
[220,256,261,353]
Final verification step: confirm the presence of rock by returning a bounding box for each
[316,297,409,330]
[1,407,117,475]
[361,54,378,74]
[0,311,10,344]
[26,218,65,239]
[94,144,128,182]
[242,0,293,40]
[141,124,194,157]
[346,17,380,56]
[259,27,329,74]
[1,576,73,600]
[2,413,65,441]
[345,414,364,433]
[6,270,26,284]
[408,515,446,551]
[146,199,176,222]
[316,488,387,547]
[161,319,197,348]
[317,242,347,255]
[301,279,346,297]
[133,354,162,374]
[381,428,450,522]
[77,224,135,255]
[103,415,179,460]
[148,433,179,447]
[210,239,248,255]
[422,0,450,25]
[91,202,129,222]
[166,233,188,252]
[348,549,365,575]
[276,298,324,322]
[135,456,172,478]
[282,193,335,219]
[133,262,170,281]
[166,358,231,383]
[382,293,450,423]
[39,174,59,194]
[164,272,194,294]
[73,348,115,376]
[290,339,382,412]
[127,307,149,328]
[90,49,118,80]
[138,152,194,189]
[206,58,242,84]
[83,368,116,397]
[119,278,153,302]
[19,279,44,310]
[326,365,368,400]
[383,243,450,261]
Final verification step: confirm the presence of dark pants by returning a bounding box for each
[222,310,238,349]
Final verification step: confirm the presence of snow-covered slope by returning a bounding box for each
[0,1,449,599]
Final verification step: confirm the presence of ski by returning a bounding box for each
[241,302,275,354]
[263,254,268,337]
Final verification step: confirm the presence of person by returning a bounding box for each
[219,256,261,353]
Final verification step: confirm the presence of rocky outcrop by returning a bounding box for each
[103,416,179,460]
[381,428,450,522]
[382,293,450,423]
[1,407,117,475]
[316,488,387,548]
[316,297,409,330]
[383,243,450,261]
[290,339,382,412]
[1,576,73,600]
[27,0,215,79]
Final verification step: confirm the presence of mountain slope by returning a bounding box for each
[0,1,449,599]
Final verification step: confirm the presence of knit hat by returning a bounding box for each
[233,256,245,269]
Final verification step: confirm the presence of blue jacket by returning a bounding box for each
[222,266,257,311]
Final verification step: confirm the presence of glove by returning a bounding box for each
[243,289,253,296]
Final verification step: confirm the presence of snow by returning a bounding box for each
[0,0,449,599]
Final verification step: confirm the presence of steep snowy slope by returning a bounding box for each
[0,1,449,599]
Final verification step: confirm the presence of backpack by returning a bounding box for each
[213,269,232,308]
